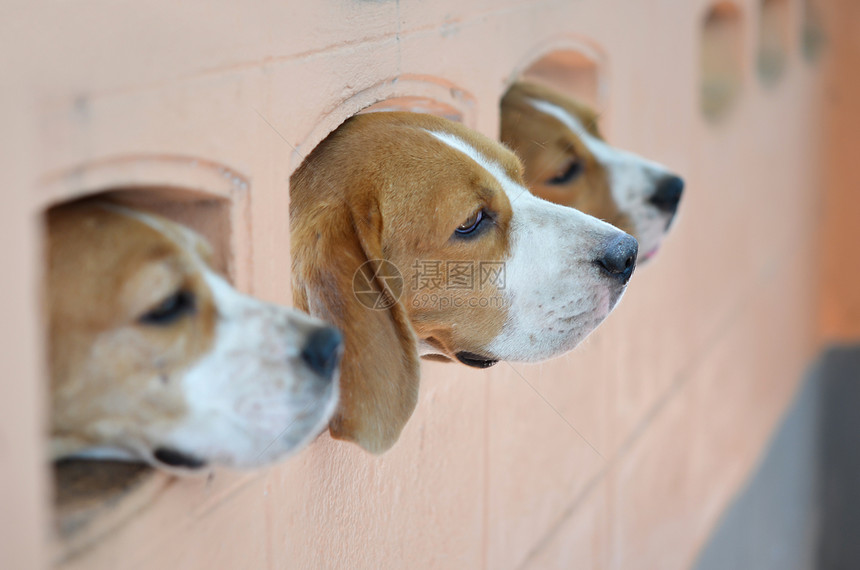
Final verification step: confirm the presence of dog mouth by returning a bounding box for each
[640,246,660,262]
[287,380,340,438]
[153,447,208,470]
[456,351,499,368]
[638,230,666,263]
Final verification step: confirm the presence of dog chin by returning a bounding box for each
[561,288,621,352]
[636,231,664,263]
[260,381,340,465]
[499,318,607,363]
[639,248,659,263]
[165,381,339,472]
[607,282,629,311]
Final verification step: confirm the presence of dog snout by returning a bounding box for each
[649,175,685,214]
[300,326,343,379]
[595,233,638,284]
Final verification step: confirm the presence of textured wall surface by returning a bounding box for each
[0,0,847,568]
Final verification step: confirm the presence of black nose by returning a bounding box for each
[595,233,638,284]
[300,326,343,379]
[649,175,685,214]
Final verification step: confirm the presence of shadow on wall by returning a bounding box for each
[693,345,860,570]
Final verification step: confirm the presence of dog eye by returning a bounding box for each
[547,158,583,185]
[139,291,196,325]
[455,209,485,236]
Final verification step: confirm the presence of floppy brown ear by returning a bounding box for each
[291,195,420,454]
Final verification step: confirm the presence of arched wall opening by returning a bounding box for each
[700,2,745,122]
[42,155,249,561]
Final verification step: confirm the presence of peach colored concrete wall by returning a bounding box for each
[0,0,833,568]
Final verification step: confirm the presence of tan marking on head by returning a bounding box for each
[46,200,216,456]
[500,81,634,235]
[291,112,519,452]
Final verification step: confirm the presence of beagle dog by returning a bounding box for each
[47,200,342,472]
[501,81,684,262]
[291,112,638,454]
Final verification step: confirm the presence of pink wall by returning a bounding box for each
[0,0,844,568]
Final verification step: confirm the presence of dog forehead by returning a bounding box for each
[50,204,177,265]
[507,82,603,140]
[48,203,206,319]
[106,204,213,262]
[329,113,526,242]
[423,130,525,200]
[350,112,525,182]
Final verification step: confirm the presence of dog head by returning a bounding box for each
[501,81,683,262]
[291,112,637,453]
[47,201,341,473]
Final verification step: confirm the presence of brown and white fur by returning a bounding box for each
[501,81,684,262]
[47,200,341,473]
[291,112,638,454]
